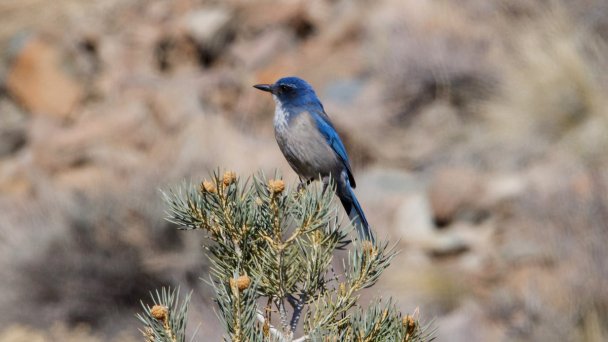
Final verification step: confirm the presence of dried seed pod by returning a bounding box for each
[236,275,251,291]
[150,305,169,321]
[268,179,285,194]
[223,171,236,186]
[201,180,216,193]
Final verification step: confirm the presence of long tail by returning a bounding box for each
[336,173,375,242]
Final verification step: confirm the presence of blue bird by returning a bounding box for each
[254,76,374,242]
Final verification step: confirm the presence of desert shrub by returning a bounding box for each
[138,171,434,341]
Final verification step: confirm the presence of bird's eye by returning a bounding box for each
[280,85,292,92]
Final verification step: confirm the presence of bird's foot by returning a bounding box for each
[296,178,314,195]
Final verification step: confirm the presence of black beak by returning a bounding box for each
[253,83,273,93]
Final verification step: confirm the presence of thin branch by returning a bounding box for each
[276,297,289,334]
[256,311,287,342]
[293,335,309,342]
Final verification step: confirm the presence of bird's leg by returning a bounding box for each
[297,177,314,193]
[321,175,332,194]
[296,176,306,193]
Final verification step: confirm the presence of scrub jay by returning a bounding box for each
[254,77,374,242]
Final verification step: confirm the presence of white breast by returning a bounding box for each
[273,96,289,130]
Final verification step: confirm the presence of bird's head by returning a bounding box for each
[254,76,319,107]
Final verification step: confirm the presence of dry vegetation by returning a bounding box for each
[1,0,607,341]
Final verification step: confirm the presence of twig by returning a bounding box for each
[256,311,287,342]
[277,298,289,333]
[293,335,309,342]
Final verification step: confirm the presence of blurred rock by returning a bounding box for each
[354,168,421,237]
[145,75,207,128]
[356,168,471,254]
[360,101,464,167]
[428,167,485,226]
[316,0,363,46]
[199,74,243,113]
[393,190,470,256]
[230,29,291,69]
[5,36,83,119]
[55,165,109,193]
[237,1,306,34]
[357,168,421,195]
[0,156,32,196]
[0,324,104,342]
[0,98,27,157]
[180,7,234,66]
[323,77,365,105]
[394,192,434,237]
[368,0,496,120]
[437,300,503,342]
[153,34,199,73]
[482,173,527,207]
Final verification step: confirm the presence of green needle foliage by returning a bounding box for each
[137,287,191,342]
[139,170,435,342]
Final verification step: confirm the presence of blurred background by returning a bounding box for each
[1,0,608,341]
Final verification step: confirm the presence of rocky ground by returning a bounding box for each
[1,0,608,341]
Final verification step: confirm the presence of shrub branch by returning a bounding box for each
[142,170,435,341]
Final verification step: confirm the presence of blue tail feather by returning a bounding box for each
[337,175,374,242]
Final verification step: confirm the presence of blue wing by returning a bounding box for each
[311,108,357,188]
